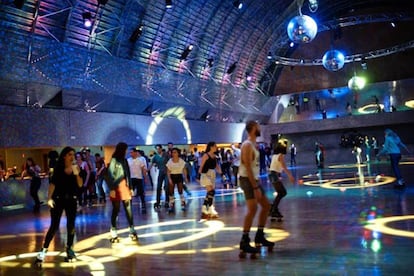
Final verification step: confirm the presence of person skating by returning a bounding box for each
[268,139,295,221]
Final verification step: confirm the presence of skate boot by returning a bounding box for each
[255,231,275,252]
[65,246,76,262]
[153,202,161,211]
[239,236,259,259]
[129,227,139,242]
[168,197,175,213]
[201,205,210,220]
[180,195,186,211]
[34,248,47,268]
[270,209,283,222]
[109,227,120,243]
[209,205,219,219]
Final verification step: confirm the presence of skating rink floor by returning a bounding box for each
[1,159,414,275]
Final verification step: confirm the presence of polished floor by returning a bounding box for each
[1,159,414,276]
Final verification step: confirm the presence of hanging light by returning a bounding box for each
[82,12,92,28]
[287,1,318,44]
[348,75,366,90]
[322,49,345,71]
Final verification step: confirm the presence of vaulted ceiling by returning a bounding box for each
[0,0,413,122]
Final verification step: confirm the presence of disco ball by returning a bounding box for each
[348,76,366,90]
[287,15,318,44]
[322,49,345,71]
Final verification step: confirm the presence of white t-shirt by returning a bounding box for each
[127,157,145,179]
[166,158,186,174]
[239,140,260,180]
[232,145,241,167]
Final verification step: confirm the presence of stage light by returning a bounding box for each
[82,12,92,28]
[287,15,318,43]
[308,0,318,12]
[322,49,345,71]
[233,1,243,10]
[289,42,295,47]
[166,0,173,8]
[200,111,210,121]
[226,62,237,74]
[267,52,272,60]
[129,24,143,42]
[207,58,214,68]
[245,72,252,82]
[13,0,26,9]
[180,45,193,61]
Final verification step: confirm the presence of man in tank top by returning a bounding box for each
[238,121,274,255]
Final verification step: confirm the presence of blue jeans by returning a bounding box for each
[389,153,402,181]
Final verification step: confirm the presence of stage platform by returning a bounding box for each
[1,160,414,275]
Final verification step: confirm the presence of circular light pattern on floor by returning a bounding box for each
[364,215,414,238]
[0,219,289,275]
[302,174,395,189]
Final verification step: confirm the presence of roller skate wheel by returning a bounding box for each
[250,253,257,259]
[239,251,246,259]
[64,257,74,263]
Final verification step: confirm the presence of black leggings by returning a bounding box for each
[43,198,77,249]
[30,177,41,206]
[111,200,134,228]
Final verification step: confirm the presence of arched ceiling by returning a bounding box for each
[0,0,413,122]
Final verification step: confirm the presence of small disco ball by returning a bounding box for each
[322,49,345,71]
[348,76,366,90]
[287,15,318,43]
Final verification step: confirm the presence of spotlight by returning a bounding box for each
[226,62,237,74]
[233,1,243,10]
[13,0,26,9]
[82,12,92,28]
[361,59,367,70]
[267,52,272,60]
[180,45,193,61]
[207,58,214,68]
[129,24,143,42]
[245,72,252,82]
[390,22,396,28]
[200,111,210,121]
[308,0,318,12]
[289,42,295,47]
[166,0,173,8]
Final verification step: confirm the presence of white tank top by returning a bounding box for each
[239,140,260,179]
[270,154,283,173]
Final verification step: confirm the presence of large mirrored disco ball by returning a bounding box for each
[322,49,345,71]
[287,15,318,43]
[348,76,366,90]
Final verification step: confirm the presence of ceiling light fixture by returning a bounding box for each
[82,12,92,28]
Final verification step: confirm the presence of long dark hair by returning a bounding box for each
[206,141,216,153]
[112,142,128,161]
[25,157,36,167]
[55,146,76,172]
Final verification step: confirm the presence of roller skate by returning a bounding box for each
[181,200,186,211]
[239,236,259,259]
[153,202,161,211]
[255,231,274,252]
[201,205,210,220]
[129,227,139,242]
[270,210,283,222]
[33,248,47,268]
[64,246,76,262]
[209,205,219,219]
[109,227,120,243]
[168,201,175,213]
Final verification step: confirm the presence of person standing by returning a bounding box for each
[21,157,43,213]
[352,145,363,164]
[149,144,170,210]
[34,147,83,266]
[372,136,379,157]
[106,142,138,243]
[269,140,295,220]
[377,129,410,188]
[95,153,106,203]
[231,144,241,187]
[199,142,222,219]
[290,143,297,166]
[364,136,372,162]
[166,148,189,213]
[238,121,274,258]
[128,148,147,214]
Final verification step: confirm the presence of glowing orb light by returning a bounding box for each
[287,15,318,43]
[322,49,345,71]
[348,76,366,90]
